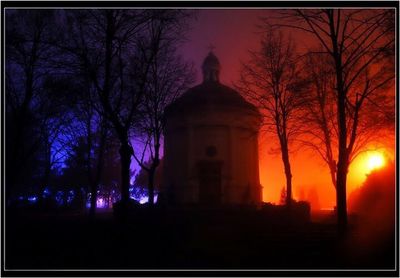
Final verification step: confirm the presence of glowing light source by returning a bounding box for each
[96,197,107,208]
[27,196,37,203]
[55,191,65,206]
[131,194,158,204]
[42,187,51,198]
[366,152,385,172]
[67,190,75,204]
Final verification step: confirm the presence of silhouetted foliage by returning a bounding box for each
[5,10,71,200]
[58,10,196,210]
[271,9,395,231]
[131,10,195,205]
[238,27,307,206]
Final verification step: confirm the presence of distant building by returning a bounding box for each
[162,52,262,206]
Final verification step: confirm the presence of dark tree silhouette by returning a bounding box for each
[62,136,90,190]
[132,10,195,205]
[299,52,338,188]
[237,28,306,206]
[58,10,159,209]
[36,76,80,203]
[5,10,67,200]
[38,67,110,215]
[99,137,122,207]
[133,159,163,192]
[271,9,395,232]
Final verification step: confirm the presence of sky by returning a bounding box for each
[170,9,396,208]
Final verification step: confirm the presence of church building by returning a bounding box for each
[162,52,262,206]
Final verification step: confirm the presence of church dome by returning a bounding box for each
[165,52,260,119]
[164,81,260,117]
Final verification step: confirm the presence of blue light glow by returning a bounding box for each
[55,191,65,206]
[42,187,51,198]
[129,187,158,204]
[67,190,75,204]
[27,196,38,203]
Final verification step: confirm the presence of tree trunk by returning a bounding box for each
[39,160,51,204]
[8,107,29,200]
[336,159,348,234]
[119,142,133,204]
[329,160,337,188]
[148,167,156,205]
[89,187,98,217]
[89,122,107,218]
[280,142,292,207]
[335,59,349,234]
[336,86,348,233]
[38,137,51,204]
[147,141,160,206]
[335,72,348,234]
[327,9,349,233]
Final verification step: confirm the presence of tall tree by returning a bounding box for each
[299,52,338,188]
[237,28,306,206]
[59,10,157,208]
[272,9,395,232]
[132,10,195,205]
[5,10,65,199]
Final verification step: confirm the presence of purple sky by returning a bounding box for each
[180,9,312,85]
[181,9,270,85]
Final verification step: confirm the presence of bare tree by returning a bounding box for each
[271,9,395,232]
[5,10,65,199]
[299,52,338,188]
[76,100,109,217]
[300,50,394,190]
[58,10,158,209]
[132,10,195,206]
[59,10,196,212]
[237,28,306,206]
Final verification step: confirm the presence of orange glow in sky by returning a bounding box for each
[348,150,391,187]
[179,10,395,211]
[260,142,394,210]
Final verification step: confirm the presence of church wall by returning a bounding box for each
[163,105,262,205]
[163,127,189,204]
[229,127,250,204]
[227,127,261,204]
[190,125,230,203]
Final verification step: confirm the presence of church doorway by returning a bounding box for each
[197,161,222,205]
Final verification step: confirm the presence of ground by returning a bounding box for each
[4,207,396,271]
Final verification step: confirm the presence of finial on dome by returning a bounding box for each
[208,43,216,52]
[202,48,220,83]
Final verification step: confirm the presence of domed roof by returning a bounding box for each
[164,82,260,117]
[165,52,260,119]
